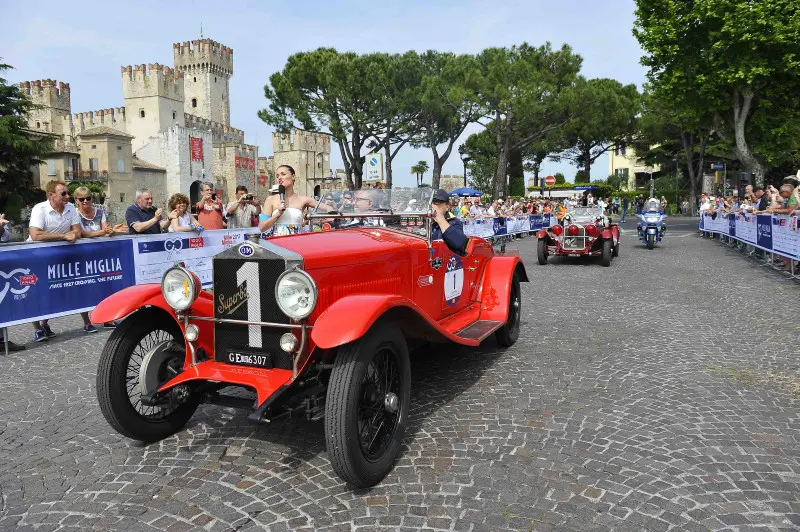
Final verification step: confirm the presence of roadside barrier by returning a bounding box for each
[0,215,551,332]
[699,212,800,278]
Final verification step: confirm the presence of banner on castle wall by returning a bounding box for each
[190,137,203,161]
[235,156,240,168]
[249,158,255,170]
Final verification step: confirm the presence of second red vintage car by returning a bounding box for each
[536,205,620,266]
[91,188,527,488]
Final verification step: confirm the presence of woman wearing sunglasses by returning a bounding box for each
[74,187,126,332]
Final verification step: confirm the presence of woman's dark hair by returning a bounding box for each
[277,164,296,175]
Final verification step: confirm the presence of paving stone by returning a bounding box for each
[0,227,799,531]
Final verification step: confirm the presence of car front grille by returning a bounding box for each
[212,247,292,370]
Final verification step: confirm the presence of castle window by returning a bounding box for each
[139,109,145,118]
[120,193,125,203]
[214,77,217,82]
[172,111,176,119]
[192,98,197,108]
[193,77,197,82]
[117,159,125,172]
[117,146,122,151]
[47,159,56,176]
[91,144,96,150]
[36,121,40,128]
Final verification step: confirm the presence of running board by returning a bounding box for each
[454,320,503,341]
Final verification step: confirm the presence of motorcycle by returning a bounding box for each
[637,204,666,250]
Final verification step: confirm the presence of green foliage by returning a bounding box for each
[574,170,587,183]
[67,182,104,195]
[555,78,640,181]
[475,42,582,199]
[410,160,429,186]
[633,0,800,181]
[0,62,53,206]
[554,172,566,184]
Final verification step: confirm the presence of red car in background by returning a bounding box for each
[536,206,620,266]
[92,188,527,488]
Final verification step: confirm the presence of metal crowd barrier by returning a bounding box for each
[699,212,800,280]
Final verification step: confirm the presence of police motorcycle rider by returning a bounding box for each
[637,197,667,240]
[430,189,468,256]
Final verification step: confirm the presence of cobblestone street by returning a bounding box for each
[1,224,799,531]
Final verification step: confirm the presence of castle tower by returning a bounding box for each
[271,129,332,196]
[173,39,233,126]
[121,63,184,151]
[19,79,71,135]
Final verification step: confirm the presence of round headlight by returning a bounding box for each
[161,266,200,311]
[275,269,317,320]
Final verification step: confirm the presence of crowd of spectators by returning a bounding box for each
[0,179,267,353]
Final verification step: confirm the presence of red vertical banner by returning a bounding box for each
[248,158,255,169]
[235,156,240,168]
[190,137,203,161]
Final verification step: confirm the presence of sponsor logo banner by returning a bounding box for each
[0,239,135,327]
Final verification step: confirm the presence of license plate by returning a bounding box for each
[224,349,273,369]
[570,253,580,257]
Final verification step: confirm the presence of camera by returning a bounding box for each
[244,194,254,201]
[211,193,217,200]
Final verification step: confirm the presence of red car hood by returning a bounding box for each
[269,228,427,269]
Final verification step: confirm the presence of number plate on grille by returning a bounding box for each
[222,349,273,369]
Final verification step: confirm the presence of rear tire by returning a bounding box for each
[537,239,548,265]
[495,272,521,346]
[612,241,620,257]
[601,239,613,267]
[325,322,411,488]
[96,309,198,442]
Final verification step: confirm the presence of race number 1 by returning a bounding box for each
[235,262,262,348]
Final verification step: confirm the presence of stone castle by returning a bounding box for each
[20,37,336,219]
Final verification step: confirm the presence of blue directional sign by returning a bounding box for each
[711,163,725,170]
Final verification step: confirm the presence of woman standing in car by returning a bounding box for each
[259,165,318,236]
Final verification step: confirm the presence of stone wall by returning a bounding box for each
[122,64,184,151]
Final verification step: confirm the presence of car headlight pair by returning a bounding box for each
[161,265,317,321]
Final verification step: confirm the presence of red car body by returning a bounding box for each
[92,214,527,487]
[536,207,620,266]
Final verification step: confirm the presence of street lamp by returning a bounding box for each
[458,145,471,188]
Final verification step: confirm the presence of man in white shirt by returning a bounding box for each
[27,180,81,342]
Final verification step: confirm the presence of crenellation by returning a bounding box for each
[19,78,71,111]
[121,62,184,102]
[173,37,233,77]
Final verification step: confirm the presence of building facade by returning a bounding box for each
[19,38,259,221]
[608,144,661,190]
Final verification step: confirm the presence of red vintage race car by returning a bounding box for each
[536,206,620,266]
[92,188,527,488]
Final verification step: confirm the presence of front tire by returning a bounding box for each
[612,241,620,257]
[647,233,655,249]
[495,272,521,346]
[325,322,411,488]
[537,239,548,265]
[96,309,198,442]
[601,239,613,267]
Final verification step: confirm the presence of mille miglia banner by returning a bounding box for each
[190,136,203,161]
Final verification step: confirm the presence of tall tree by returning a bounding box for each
[260,49,395,189]
[475,43,582,199]
[412,51,482,189]
[556,78,640,182]
[0,63,53,199]
[411,161,429,186]
[633,0,800,184]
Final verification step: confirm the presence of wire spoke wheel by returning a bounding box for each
[357,347,401,461]
[125,329,181,420]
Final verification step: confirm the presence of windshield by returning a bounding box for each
[644,200,661,213]
[311,187,433,236]
[313,187,433,215]
[568,206,603,221]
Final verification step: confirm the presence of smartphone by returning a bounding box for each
[211,193,217,200]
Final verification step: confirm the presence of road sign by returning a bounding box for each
[544,175,556,187]
[710,163,725,170]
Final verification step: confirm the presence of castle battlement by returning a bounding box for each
[73,107,127,134]
[19,79,71,111]
[273,129,331,154]
[184,113,244,144]
[173,39,233,77]
[121,64,184,101]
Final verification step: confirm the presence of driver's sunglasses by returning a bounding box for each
[76,197,91,202]
[343,195,353,200]
[59,191,69,197]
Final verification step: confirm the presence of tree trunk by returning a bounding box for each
[337,139,354,190]
[732,87,765,185]
[384,142,392,189]
[507,148,524,196]
[583,147,592,183]
[493,112,510,200]
[431,150,443,190]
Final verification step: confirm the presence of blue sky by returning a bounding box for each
[0,0,646,188]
